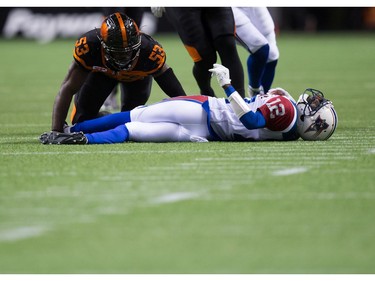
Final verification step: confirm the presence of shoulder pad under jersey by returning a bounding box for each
[134,33,166,74]
[73,29,102,71]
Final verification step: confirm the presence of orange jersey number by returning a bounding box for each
[75,37,90,56]
[148,45,165,66]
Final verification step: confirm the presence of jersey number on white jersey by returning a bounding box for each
[266,98,285,119]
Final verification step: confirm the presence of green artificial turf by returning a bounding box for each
[0,32,374,273]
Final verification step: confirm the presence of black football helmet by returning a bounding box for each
[99,12,141,70]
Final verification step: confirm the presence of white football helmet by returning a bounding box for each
[296,88,338,141]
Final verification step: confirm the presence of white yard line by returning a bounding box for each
[202,191,375,202]
[0,150,187,156]
[2,124,49,127]
[150,192,200,205]
[0,226,47,242]
[272,167,308,176]
[0,149,256,156]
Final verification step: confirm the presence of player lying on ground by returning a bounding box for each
[40,64,338,145]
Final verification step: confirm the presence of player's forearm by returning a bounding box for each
[51,90,73,132]
[52,62,86,132]
[154,67,186,97]
[224,85,250,118]
[223,85,266,129]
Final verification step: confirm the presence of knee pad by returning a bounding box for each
[268,44,280,62]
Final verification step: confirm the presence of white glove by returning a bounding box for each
[151,7,165,18]
[209,63,231,87]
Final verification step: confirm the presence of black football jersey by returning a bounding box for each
[73,29,166,82]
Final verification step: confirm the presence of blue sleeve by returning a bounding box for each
[224,85,266,129]
[86,125,129,144]
[224,85,236,97]
[239,110,266,130]
[71,111,131,133]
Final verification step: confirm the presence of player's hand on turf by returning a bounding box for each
[39,131,87,145]
[151,7,165,18]
[209,64,231,87]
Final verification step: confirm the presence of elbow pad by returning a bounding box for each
[224,86,266,129]
[225,86,250,118]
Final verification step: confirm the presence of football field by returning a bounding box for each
[0,32,374,273]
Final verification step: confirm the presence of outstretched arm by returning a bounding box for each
[154,64,186,97]
[209,64,266,129]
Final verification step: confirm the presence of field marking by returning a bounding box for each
[3,124,49,127]
[369,148,375,154]
[272,167,308,176]
[0,150,357,161]
[203,191,375,202]
[150,192,200,205]
[0,150,195,156]
[0,226,47,242]
[0,150,299,156]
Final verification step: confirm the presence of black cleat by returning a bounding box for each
[40,131,88,145]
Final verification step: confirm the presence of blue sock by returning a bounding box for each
[262,60,278,93]
[247,44,270,89]
[86,125,129,144]
[71,111,131,133]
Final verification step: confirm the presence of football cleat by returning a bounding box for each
[40,131,88,145]
[248,85,264,97]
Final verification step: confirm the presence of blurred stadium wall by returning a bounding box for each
[0,7,374,42]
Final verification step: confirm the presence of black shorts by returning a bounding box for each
[165,7,235,61]
[71,72,152,124]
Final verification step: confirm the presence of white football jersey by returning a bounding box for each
[126,93,298,143]
[208,93,298,141]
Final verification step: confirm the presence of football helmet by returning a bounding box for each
[99,13,141,71]
[296,88,338,141]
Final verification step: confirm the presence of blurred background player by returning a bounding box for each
[152,7,245,97]
[48,12,186,136]
[232,7,279,97]
[40,64,337,145]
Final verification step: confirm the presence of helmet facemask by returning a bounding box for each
[296,88,338,141]
[297,88,331,120]
[98,13,141,71]
[101,40,141,71]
